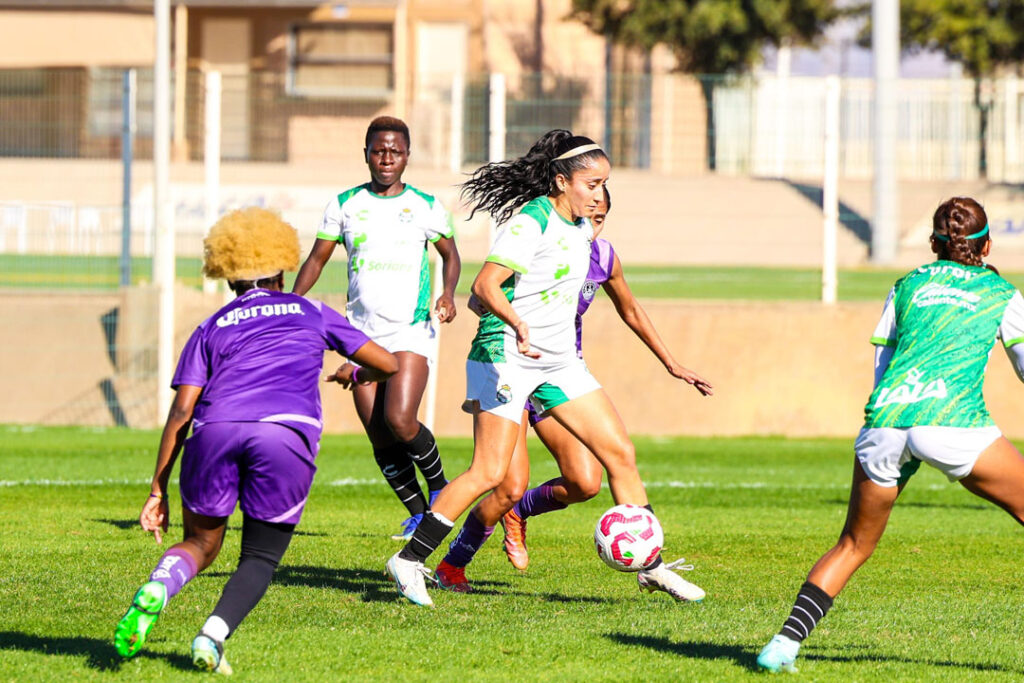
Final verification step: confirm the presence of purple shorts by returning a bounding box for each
[524,399,548,427]
[180,421,316,525]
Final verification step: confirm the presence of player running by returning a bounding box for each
[757,196,1024,673]
[113,208,397,673]
[385,129,707,607]
[293,116,461,541]
[434,187,712,594]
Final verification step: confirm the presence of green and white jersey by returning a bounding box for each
[469,196,593,367]
[316,183,453,338]
[864,260,1024,428]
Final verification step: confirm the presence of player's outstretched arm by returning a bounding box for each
[292,238,337,296]
[325,341,399,388]
[602,255,712,396]
[144,384,202,543]
[432,235,461,323]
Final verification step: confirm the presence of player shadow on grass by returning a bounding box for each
[605,634,1022,674]
[819,499,989,512]
[202,564,615,604]
[91,518,327,536]
[0,631,194,672]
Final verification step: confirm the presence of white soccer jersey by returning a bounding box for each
[316,183,453,338]
[469,195,594,367]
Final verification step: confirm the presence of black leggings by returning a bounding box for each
[211,515,294,637]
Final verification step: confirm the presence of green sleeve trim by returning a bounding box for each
[486,255,528,274]
[336,183,368,208]
[870,336,896,347]
[428,210,455,242]
[316,231,343,242]
[408,185,436,207]
[1003,336,1024,348]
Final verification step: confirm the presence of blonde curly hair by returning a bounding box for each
[203,207,301,281]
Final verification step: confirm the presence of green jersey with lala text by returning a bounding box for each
[469,196,594,367]
[864,260,1024,428]
[316,183,453,339]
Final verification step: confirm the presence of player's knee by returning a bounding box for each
[602,440,637,473]
[493,480,526,508]
[566,476,601,502]
[468,463,507,492]
[384,409,419,442]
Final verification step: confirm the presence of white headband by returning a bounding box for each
[554,143,602,161]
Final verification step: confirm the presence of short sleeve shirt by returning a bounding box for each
[864,261,1022,428]
[469,196,594,367]
[315,183,453,339]
[172,289,370,453]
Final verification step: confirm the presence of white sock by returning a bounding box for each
[201,615,230,643]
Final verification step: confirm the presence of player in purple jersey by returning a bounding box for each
[113,208,398,674]
[432,189,713,596]
[294,116,461,541]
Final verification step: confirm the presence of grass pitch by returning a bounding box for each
[1,426,1023,681]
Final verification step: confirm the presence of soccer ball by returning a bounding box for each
[593,504,663,572]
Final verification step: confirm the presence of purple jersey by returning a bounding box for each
[172,289,370,455]
[574,238,616,357]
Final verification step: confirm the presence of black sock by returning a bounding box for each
[212,517,294,637]
[643,504,664,569]
[780,581,834,642]
[374,444,427,516]
[398,512,454,563]
[403,424,446,492]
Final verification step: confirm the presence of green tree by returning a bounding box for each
[872,0,1024,177]
[571,0,840,169]
[571,0,840,73]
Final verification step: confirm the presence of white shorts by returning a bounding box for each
[854,426,1002,487]
[463,359,601,424]
[365,320,436,364]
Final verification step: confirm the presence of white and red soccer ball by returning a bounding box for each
[594,504,664,572]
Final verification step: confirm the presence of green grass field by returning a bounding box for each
[9,254,1024,302]
[2,426,1023,681]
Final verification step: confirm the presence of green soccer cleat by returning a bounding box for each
[757,634,800,673]
[192,633,234,675]
[113,581,167,658]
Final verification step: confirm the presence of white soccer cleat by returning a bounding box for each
[637,558,705,602]
[385,552,434,607]
[191,633,233,675]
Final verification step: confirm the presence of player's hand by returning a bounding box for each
[467,294,487,317]
[434,293,457,323]
[513,320,541,359]
[668,363,714,396]
[140,494,169,544]
[325,362,361,389]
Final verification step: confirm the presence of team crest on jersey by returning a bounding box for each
[399,207,414,223]
[874,367,948,408]
[581,280,598,301]
[496,384,513,404]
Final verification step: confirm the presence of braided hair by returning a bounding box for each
[931,197,989,267]
[460,130,609,224]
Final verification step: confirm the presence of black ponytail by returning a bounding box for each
[460,130,608,224]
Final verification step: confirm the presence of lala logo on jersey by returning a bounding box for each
[911,282,980,312]
[496,384,513,404]
[873,367,947,408]
[581,280,598,301]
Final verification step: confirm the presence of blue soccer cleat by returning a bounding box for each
[757,634,800,673]
[390,513,424,541]
[192,633,233,675]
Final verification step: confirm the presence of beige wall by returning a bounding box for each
[0,9,154,68]
[6,292,1024,439]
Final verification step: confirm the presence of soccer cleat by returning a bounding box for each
[435,560,473,593]
[390,513,424,541]
[192,633,234,675]
[113,581,167,658]
[500,508,529,571]
[428,486,445,507]
[757,634,800,673]
[385,552,434,607]
[637,558,706,602]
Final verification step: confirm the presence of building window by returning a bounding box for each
[287,23,393,98]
